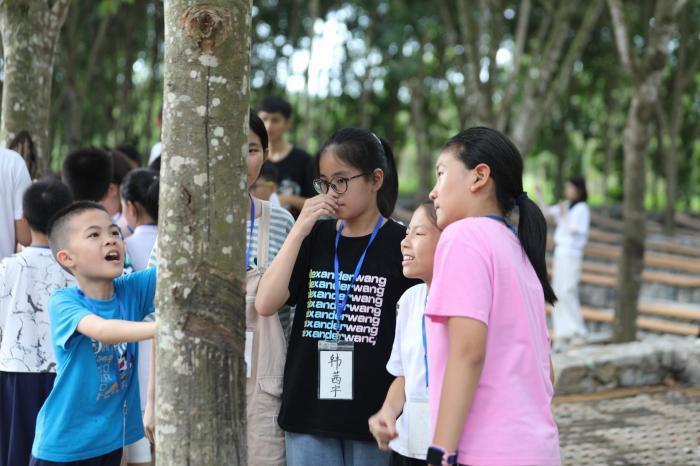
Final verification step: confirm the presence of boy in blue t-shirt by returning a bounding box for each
[30,201,157,465]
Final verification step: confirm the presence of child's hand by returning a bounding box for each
[144,400,155,445]
[292,194,338,238]
[368,408,398,450]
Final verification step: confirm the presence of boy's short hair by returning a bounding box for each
[258,96,293,119]
[110,150,134,186]
[259,161,279,183]
[23,176,74,234]
[62,148,113,201]
[48,201,108,262]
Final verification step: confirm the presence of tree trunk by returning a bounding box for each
[608,0,686,342]
[0,0,71,176]
[156,1,251,463]
[410,77,430,200]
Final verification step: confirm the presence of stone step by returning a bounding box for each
[553,336,700,395]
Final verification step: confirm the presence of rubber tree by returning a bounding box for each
[0,0,71,175]
[156,1,252,462]
[608,0,687,342]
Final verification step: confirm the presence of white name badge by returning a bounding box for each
[406,397,431,456]
[318,340,354,400]
[245,331,253,378]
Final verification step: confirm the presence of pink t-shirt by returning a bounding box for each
[425,217,560,466]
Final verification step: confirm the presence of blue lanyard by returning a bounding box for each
[333,216,384,335]
[28,245,50,249]
[422,314,429,387]
[246,195,255,269]
[78,291,132,391]
[483,214,518,236]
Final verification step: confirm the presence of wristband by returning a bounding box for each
[426,445,458,465]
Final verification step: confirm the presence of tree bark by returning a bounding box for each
[608,0,687,342]
[0,0,71,176]
[157,1,251,462]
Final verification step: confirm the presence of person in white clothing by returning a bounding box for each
[369,201,441,466]
[539,175,590,345]
[0,149,32,259]
[120,168,159,466]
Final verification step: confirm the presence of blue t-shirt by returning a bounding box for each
[32,268,156,461]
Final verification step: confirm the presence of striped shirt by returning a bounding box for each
[247,204,295,335]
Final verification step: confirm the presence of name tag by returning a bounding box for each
[245,331,253,378]
[318,340,354,400]
[407,397,430,456]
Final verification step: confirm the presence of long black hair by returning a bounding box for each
[249,110,269,151]
[567,175,588,209]
[443,127,556,305]
[120,168,160,223]
[316,128,398,218]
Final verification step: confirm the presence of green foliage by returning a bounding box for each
[39,0,700,213]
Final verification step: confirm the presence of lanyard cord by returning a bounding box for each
[333,216,384,338]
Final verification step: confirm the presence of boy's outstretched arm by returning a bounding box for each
[77,315,155,345]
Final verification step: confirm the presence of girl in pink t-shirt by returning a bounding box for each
[424,127,561,466]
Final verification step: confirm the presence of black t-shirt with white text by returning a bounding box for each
[279,218,419,440]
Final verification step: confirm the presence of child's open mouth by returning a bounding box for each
[402,255,415,265]
[105,251,121,263]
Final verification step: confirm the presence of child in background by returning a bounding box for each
[0,178,75,466]
[62,148,134,239]
[30,201,156,465]
[257,128,419,466]
[257,96,315,216]
[0,148,32,259]
[369,201,441,466]
[120,168,160,466]
[424,127,560,466]
[251,160,281,208]
[537,176,591,347]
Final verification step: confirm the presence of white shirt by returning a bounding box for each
[125,224,158,271]
[148,142,162,166]
[549,201,590,256]
[386,283,429,460]
[268,191,281,208]
[0,149,31,260]
[0,247,76,372]
[124,224,158,410]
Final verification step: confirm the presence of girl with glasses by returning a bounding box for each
[256,128,419,466]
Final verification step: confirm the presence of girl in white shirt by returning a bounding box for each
[540,175,590,344]
[120,168,159,466]
[369,201,441,466]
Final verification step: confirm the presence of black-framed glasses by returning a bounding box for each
[313,174,365,194]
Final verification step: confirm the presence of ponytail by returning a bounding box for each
[121,168,160,223]
[517,196,556,304]
[317,128,398,218]
[444,127,556,305]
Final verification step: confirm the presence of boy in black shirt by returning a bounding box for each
[257,96,315,217]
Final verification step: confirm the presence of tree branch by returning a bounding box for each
[607,0,637,79]
[541,0,604,116]
[497,0,531,130]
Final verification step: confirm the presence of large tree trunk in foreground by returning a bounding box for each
[0,0,71,175]
[608,0,686,342]
[156,1,251,462]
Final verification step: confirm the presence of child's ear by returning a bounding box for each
[372,168,385,192]
[263,147,269,162]
[470,163,491,193]
[56,248,75,270]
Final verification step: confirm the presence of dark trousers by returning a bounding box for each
[0,371,55,466]
[390,450,428,466]
[29,449,122,466]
